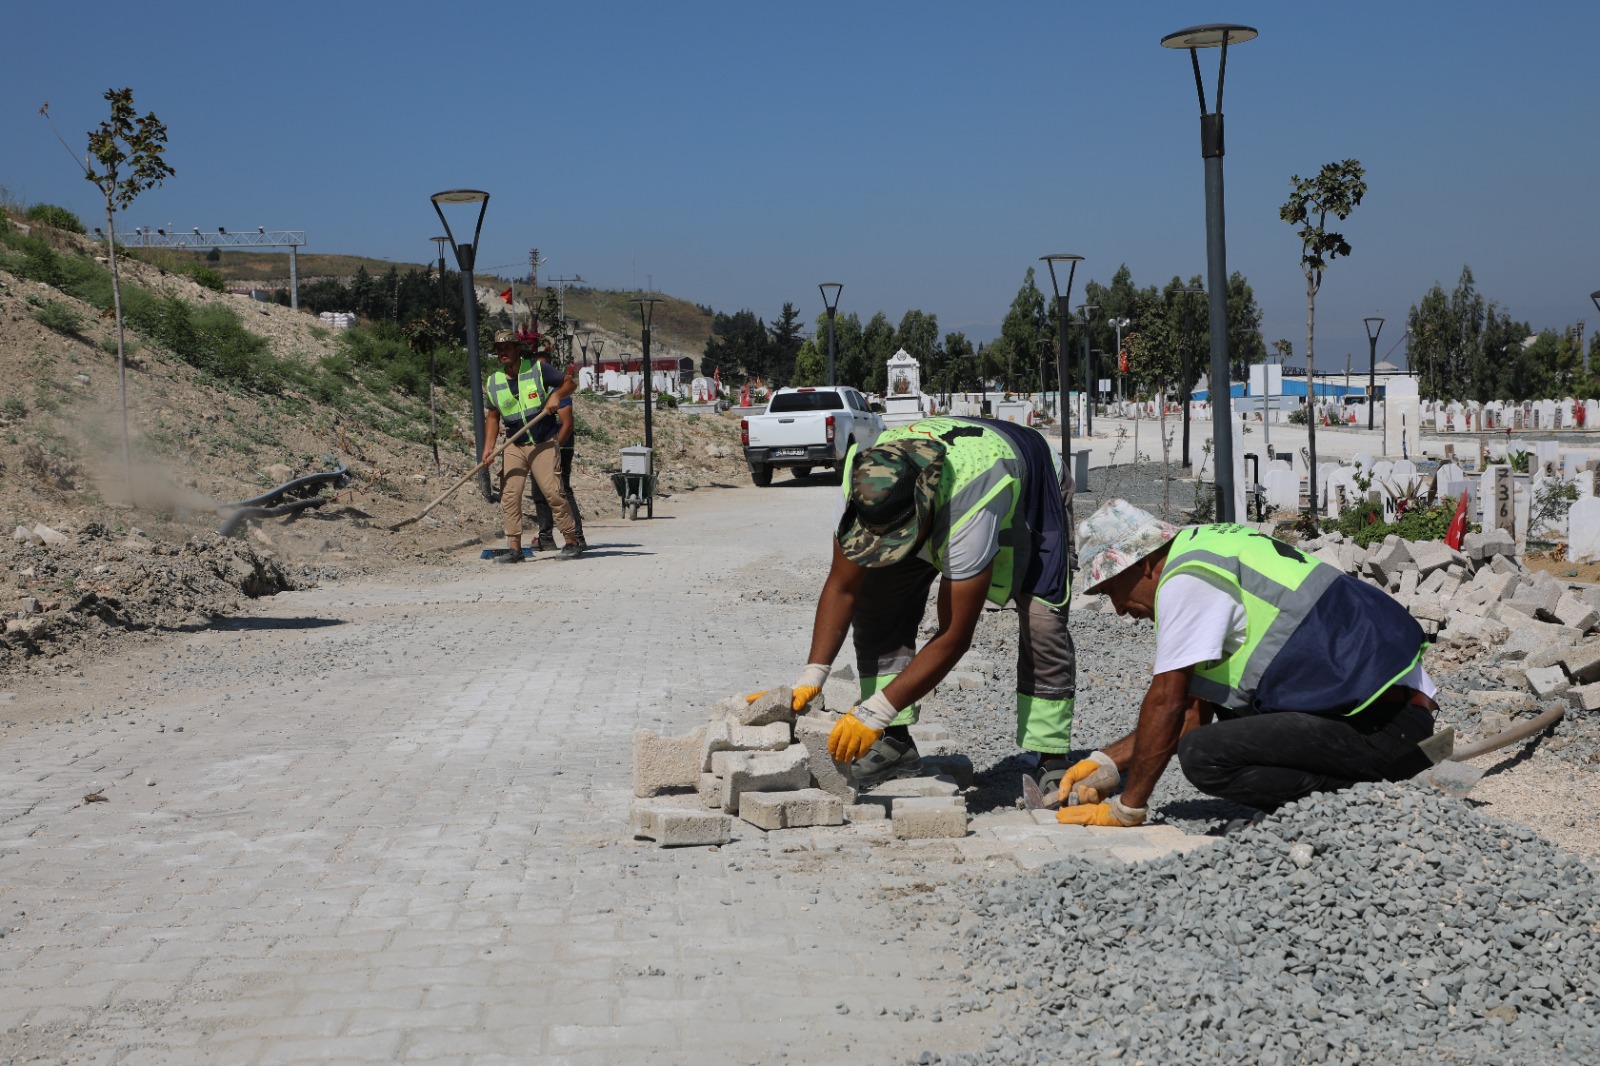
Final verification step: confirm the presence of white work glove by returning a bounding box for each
[792,663,830,713]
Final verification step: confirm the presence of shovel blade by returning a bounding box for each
[1417,759,1484,798]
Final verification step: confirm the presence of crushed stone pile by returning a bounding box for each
[940,780,1600,1066]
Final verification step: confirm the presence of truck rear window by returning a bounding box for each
[770,391,845,413]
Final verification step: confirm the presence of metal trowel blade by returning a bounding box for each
[1417,759,1484,798]
[1021,774,1060,810]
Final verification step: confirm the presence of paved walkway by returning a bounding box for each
[1,484,1026,1065]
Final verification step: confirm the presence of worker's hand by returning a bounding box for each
[1057,751,1121,807]
[480,446,495,466]
[791,663,829,712]
[1056,797,1147,828]
[828,713,884,764]
[827,691,897,763]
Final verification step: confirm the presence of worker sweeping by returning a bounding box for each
[1054,499,1441,830]
[483,330,582,562]
[763,416,1078,791]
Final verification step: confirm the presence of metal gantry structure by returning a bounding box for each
[111,227,308,308]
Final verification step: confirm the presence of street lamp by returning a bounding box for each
[633,294,662,453]
[426,235,452,475]
[1040,255,1084,473]
[1364,316,1384,431]
[1162,22,1257,521]
[1175,286,1205,469]
[430,235,450,306]
[1589,290,1599,374]
[819,283,843,386]
[1108,316,1130,403]
[430,189,493,501]
[1078,306,1098,433]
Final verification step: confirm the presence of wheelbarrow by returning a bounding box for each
[610,470,656,520]
[612,445,655,520]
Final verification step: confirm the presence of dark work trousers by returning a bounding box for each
[851,553,1077,754]
[1176,700,1436,813]
[531,443,585,544]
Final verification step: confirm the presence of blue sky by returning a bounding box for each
[3,1,1596,367]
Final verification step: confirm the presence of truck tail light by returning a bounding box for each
[740,418,749,446]
[826,415,835,443]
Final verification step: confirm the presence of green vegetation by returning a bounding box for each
[175,262,225,292]
[31,299,84,335]
[1326,496,1462,548]
[2,396,27,420]
[25,203,86,233]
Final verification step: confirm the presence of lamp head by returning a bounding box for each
[1160,23,1257,49]
[819,282,843,313]
[1039,254,1084,299]
[1364,317,1385,342]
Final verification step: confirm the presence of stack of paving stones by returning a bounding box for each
[939,780,1600,1065]
[629,685,976,846]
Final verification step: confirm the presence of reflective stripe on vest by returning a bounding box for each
[844,417,1023,604]
[1155,523,1348,712]
[486,359,547,429]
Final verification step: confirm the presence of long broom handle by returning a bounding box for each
[387,407,555,532]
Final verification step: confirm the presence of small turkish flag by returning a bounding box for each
[1118,349,1129,373]
[499,288,513,304]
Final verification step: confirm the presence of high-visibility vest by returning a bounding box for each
[485,358,549,435]
[844,417,1038,606]
[1155,523,1426,716]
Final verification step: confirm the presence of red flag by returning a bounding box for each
[1118,349,1129,373]
[499,288,513,304]
[1443,493,1470,550]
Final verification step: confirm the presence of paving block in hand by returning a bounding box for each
[737,788,845,831]
[732,686,796,728]
[792,713,857,802]
[630,804,732,847]
[721,744,810,814]
[633,725,706,797]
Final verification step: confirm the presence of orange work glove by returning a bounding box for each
[746,664,831,713]
[827,691,897,763]
[1056,797,1148,827]
[1057,751,1121,807]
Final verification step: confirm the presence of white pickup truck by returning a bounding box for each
[739,385,886,486]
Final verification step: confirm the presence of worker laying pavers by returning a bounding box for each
[759,416,1079,795]
[1054,499,1441,830]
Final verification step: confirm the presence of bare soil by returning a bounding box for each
[0,222,752,680]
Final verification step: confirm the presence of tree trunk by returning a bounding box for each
[105,198,133,504]
[1304,272,1318,522]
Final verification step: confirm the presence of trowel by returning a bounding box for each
[1021,774,1059,811]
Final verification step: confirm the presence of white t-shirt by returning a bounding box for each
[1152,573,1435,697]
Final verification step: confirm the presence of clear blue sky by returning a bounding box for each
[4,1,1596,367]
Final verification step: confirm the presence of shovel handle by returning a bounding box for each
[387,408,554,532]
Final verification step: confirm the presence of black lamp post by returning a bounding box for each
[633,295,662,453]
[1162,23,1257,522]
[1364,316,1385,431]
[427,235,451,474]
[1040,255,1084,473]
[1077,303,1098,434]
[430,189,493,500]
[819,283,842,386]
[1589,290,1599,374]
[1176,286,1205,470]
[430,235,450,307]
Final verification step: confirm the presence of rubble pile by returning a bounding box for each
[629,687,975,847]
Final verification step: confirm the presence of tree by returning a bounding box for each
[1000,269,1049,396]
[1281,158,1367,521]
[767,303,805,385]
[895,309,940,395]
[41,90,175,497]
[1407,267,1530,402]
[861,312,897,394]
[941,331,974,405]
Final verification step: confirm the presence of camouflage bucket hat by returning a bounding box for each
[836,438,945,567]
[1077,498,1178,591]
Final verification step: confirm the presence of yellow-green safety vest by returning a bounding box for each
[486,358,549,433]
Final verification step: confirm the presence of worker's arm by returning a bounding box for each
[804,539,866,670]
[556,403,575,446]
[481,407,502,465]
[878,564,991,712]
[544,364,579,411]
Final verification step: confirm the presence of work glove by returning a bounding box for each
[827,690,897,763]
[746,664,831,713]
[1056,797,1148,827]
[1057,751,1121,807]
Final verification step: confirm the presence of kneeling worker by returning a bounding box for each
[773,416,1078,791]
[1055,500,1439,828]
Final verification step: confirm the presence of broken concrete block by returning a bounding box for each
[1525,643,1574,671]
[1560,644,1600,685]
[920,754,975,789]
[1512,583,1564,621]
[846,803,887,822]
[1489,554,1522,576]
[1313,546,1343,571]
[792,713,857,802]
[1444,615,1510,647]
[1370,536,1413,585]
[1434,573,1464,599]
[700,720,734,772]
[908,722,952,743]
[1418,570,1447,596]
[722,744,810,813]
[1410,599,1448,624]
[1570,682,1600,713]
[1397,570,1419,597]
[697,772,723,809]
[31,524,69,547]
[1554,593,1599,632]
[1475,570,1520,603]
[1502,619,1584,660]
[633,725,707,797]
[1467,690,1537,714]
[1405,539,1452,577]
[732,687,797,728]
[737,788,845,830]
[732,722,791,751]
[892,797,969,839]
[1500,599,1540,620]
[1526,665,1572,700]
[630,805,732,847]
[1417,618,1440,638]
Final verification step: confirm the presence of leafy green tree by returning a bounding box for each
[813,310,867,389]
[1407,267,1531,402]
[1281,158,1367,518]
[41,88,175,497]
[941,331,974,404]
[1225,273,1267,379]
[861,311,897,394]
[1000,269,1049,396]
[702,310,770,383]
[767,302,805,384]
[895,309,941,394]
[791,338,825,386]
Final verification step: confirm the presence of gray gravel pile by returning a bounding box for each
[936,780,1600,1066]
